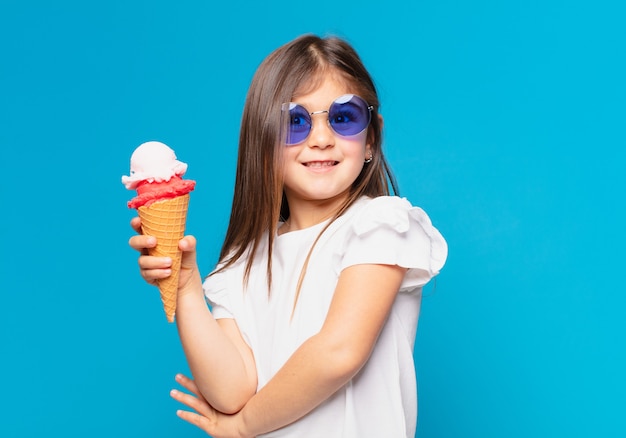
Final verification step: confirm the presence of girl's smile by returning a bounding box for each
[302,160,339,169]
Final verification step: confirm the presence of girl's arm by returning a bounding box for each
[238,263,406,434]
[130,218,257,413]
[174,260,257,414]
[172,262,407,437]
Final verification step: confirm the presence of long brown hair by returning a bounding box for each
[215,34,398,294]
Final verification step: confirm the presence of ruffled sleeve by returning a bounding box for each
[203,268,235,319]
[338,196,448,291]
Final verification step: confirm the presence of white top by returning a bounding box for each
[204,196,448,437]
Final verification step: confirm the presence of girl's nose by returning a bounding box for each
[307,112,335,149]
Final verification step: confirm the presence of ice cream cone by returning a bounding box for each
[123,141,196,322]
[138,193,190,322]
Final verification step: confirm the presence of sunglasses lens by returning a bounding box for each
[329,95,371,137]
[285,104,311,145]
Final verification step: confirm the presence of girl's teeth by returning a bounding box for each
[307,161,334,168]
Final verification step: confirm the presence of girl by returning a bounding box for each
[130,34,447,437]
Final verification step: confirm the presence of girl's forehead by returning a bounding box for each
[292,69,359,100]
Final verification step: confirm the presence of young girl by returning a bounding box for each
[129,34,447,437]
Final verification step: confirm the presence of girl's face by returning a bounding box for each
[281,74,372,218]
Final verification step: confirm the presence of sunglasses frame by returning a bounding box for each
[281,94,374,146]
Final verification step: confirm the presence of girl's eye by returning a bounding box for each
[291,115,306,126]
[289,108,310,127]
[289,109,311,135]
[331,109,356,125]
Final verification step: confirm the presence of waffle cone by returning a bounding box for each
[138,194,190,322]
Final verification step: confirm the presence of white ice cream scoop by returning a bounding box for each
[122,141,188,190]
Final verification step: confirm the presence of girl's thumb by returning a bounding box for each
[179,235,198,269]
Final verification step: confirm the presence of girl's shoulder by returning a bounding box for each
[353,194,417,212]
[339,195,447,289]
[349,195,432,235]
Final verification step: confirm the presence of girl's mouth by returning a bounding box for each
[303,161,338,168]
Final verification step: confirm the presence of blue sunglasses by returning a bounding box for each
[281,94,373,146]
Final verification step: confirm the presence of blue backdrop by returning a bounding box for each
[1,1,624,437]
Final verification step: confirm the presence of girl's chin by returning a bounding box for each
[287,188,351,204]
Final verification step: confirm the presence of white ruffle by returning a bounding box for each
[203,269,234,319]
[336,196,447,291]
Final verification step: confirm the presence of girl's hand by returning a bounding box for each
[128,217,203,299]
[171,374,248,438]
[129,217,168,286]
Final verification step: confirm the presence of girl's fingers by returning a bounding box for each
[128,234,157,252]
[130,216,142,233]
[171,389,213,418]
[140,268,172,285]
[138,256,173,285]
[175,374,201,397]
[138,255,172,270]
[176,409,214,433]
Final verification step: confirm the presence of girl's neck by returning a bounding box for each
[281,195,348,234]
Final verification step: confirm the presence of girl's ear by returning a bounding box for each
[367,114,383,148]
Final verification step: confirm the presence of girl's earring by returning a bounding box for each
[364,153,373,164]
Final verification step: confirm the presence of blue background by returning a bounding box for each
[1,1,624,437]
